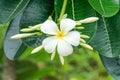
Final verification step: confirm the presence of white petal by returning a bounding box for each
[42,36,58,53]
[60,18,76,33]
[41,20,59,35]
[57,40,73,56]
[64,31,80,46]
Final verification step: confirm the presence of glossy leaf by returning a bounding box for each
[20,0,54,47]
[91,11,120,57]
[4,13,27,60]
[88,0,119,17]
[0,0,30,23]
[55,0,97,42]
[100,54,120,80]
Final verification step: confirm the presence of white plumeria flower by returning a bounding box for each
[41,18,80,64]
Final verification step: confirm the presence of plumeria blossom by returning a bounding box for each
[41,18,80,64]
[10,15,98,65]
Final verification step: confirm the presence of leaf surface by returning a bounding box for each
[91,11,120,57]
[4,13,27,60]
[88,0,119,17]
[100,55,120,80]
[0,0,30,23]
[20,0,54,47]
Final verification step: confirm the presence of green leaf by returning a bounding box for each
[55,0,97,42]
[88,0,119,17]
[100,54,120,80]
[91,11,120,57]
[20,0,54,47]
[0,24,8,49]
[4,13,27,60]
[0,0,30,23]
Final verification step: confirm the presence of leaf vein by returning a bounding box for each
[98,0,105,15]
[7,0,30,21]
[102,16,113,56]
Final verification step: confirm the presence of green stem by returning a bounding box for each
[58,0,68,21]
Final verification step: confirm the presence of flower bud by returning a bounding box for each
[48,16,52,20]
[20,24,41,32]
[75,27,85,30]
[10,33,36,39]
[51,50,56,60]
[79,17,99,23]
[31,45,43,54]
[62,14,67,19]
[59,55,64,65]
[80,42,93,50]
[81,35,90,39]
[80,39,86,43]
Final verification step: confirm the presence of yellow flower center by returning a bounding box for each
[56,31,66,39]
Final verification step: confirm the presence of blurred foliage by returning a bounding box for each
[0,24,114,80]
[17,47,114,80]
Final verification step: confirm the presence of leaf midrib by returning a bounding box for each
[98,0,105,15]
[7,0,30,21]
[102,16,113,56]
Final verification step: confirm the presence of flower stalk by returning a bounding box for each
[58,0,68,21]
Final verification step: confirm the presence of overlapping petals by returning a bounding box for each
[57,40,73,56]
[42,36,58,53]
[64,31,80,46]
[41,18,80,56]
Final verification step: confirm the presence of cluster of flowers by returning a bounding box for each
[11,15,98,65]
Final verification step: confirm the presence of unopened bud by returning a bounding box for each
[51,50,56,60]
[80,39,86,43]
[79,17,99,23]
[20,24,41,32]
[75,27,85,30]
[31,45,43,54]
[62,14,68,19]
[48,16,52,20]
[81,35,90,39]
[10,33,37,39]
[59,55,64,65]
[80,42,93,50]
